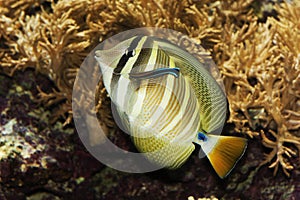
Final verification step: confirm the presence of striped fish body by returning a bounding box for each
[95,36,247,178]
[97,36,203,168]
[97,36,227,129]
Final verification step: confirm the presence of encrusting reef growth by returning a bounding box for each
[0,0,299,181]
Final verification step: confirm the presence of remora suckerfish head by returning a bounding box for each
[94,38,133,94]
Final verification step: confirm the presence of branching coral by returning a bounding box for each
[215,1,300,176]
[0,0,299,176]
[0,0,50,17]
[87,0,222,49]
[0,0,94,124]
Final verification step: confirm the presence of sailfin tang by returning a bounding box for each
[198,134,247,178]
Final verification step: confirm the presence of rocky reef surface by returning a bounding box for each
[0,69,299,200]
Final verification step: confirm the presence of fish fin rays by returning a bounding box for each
[200,134,247,179]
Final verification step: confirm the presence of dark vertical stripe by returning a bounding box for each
[114,35,143,74]
[131,37,153,73]
[110,36,143,92]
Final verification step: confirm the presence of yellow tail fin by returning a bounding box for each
[201,134,247,178]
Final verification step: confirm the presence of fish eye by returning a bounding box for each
[131,49,136,56]
[125,48,135,57]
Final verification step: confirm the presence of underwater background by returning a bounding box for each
[0,0,299,199]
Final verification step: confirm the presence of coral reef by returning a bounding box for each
[0,0,300,199]
[215,1,300,176]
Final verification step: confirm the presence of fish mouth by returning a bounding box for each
[94,50,102,58]
[94,50,114,77]
[95,49,115,62]
[94,50,110,64]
